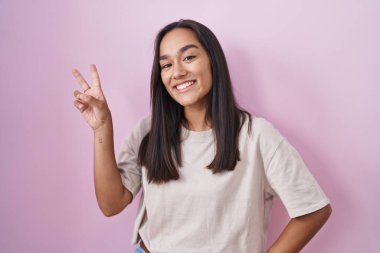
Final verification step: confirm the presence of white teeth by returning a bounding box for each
[176,81,194,90]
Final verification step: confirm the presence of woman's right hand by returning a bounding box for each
[72,64,112,131]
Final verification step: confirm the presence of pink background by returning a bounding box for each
[1,0,379,252]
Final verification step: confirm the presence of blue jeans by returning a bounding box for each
[135,246,146,253]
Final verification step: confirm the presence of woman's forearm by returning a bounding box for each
[93,119,131,216]
[267,204,332,253]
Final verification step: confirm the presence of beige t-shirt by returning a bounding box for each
[117,115,329,253]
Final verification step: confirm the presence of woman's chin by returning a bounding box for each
[171,95,208,109]
[177,99,198,108]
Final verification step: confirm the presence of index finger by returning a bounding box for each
[72,68,91,91]
[90,64,101,87]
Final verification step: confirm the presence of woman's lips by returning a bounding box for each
[174,80,196,93]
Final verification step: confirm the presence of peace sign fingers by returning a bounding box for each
[71,64,111,131]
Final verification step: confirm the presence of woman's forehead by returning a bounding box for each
[159,28,202,55]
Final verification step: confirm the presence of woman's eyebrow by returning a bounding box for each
[159,44,199,61]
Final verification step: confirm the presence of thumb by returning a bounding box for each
[79,93,101,107]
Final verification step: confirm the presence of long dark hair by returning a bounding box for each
[138,19,252,184]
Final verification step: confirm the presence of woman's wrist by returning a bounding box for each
[93,117,113,134]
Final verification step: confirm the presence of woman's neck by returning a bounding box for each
[183,105,211,131]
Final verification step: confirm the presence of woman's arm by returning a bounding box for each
[93,120,133,217]
[266,204,332,253]
[72,65,132,217]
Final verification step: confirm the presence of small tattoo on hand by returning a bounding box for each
[99,138,103,143]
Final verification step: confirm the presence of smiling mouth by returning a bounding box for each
[175,80,195,91]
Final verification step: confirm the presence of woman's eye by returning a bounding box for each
[161,64,171,69]
[184,56,195,61]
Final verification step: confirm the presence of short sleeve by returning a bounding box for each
[117,116,151,199]
[259,119,330,218]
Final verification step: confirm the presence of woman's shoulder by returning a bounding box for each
[252,116,277,134]
[128,114,152,140]
[240,111,271,132]
[136,114,152,130]
[241,112,284,144]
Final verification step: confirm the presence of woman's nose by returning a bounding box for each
[172,62,186,79]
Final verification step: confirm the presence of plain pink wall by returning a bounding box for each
[1,0,379,252]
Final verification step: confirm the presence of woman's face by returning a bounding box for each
[159,28,212,109]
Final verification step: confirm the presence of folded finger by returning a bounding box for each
[73,90,82,99]
[73,91,89,106]
[72,68,91,91]
[74,99,89,111]
[73,90,90,104]
[74,100,84,111]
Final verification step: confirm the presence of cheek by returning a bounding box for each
[197,60,212,81]
[161,75,175,96]
[202,64,213,87]
[161,72,170,88]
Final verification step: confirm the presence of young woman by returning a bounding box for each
[72,19,332,253]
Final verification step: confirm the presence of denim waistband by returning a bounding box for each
[135,246,146,253]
